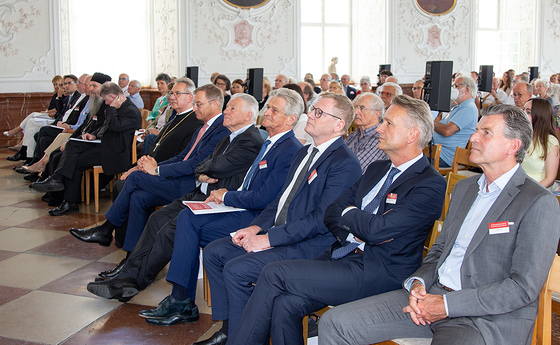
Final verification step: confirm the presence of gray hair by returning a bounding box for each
[381,82,403,96]
[517,82,533,95]
[480,104,533,163]
[390,95,434,148]
[360,76,371,84]
[100,82,124,97]
[174,77,196,93]
[193,84,224,110]
[269,88,304,126]
[516,74,530,83]
[156,73,171,84]
[458,75,478,97]
[231,93,259,123]
[535,78,550,90]
[130,80,141,88]
[317,92,354,132]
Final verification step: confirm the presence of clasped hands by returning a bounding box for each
[231,225,271,253]
[403,281,447,326]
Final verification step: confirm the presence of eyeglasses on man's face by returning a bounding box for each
[309,105,342,120]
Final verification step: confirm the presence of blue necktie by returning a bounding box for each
[242,140,270,191]
[331,166,400,259]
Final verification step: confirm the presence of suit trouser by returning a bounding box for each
[111,179,130,247]
[318,287,485,345]
[54,141,112,203]
[104,171,195,252]
[23,118,51,157]
[165,209,258,303]
[228,255,377,345]
[33,126,63,163]
[203,237,331,335]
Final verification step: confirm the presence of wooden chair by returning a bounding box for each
[85,135,137,213]
[442,172,467,222]
[303,306,331,345]
[423,220,443,257]
[140,109,150,129]
[532,254,560,345]
[423,143,442,170]
[451,146,477,174]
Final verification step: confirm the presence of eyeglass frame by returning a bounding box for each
[309,105,342,120]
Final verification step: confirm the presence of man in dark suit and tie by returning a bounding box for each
[197,92,363,345]
[32,81,141,216]
[320,104,560,345]
[226,95,446,345]
[68,83,229,251]
[341,74,357,100]
[85,89,304,322]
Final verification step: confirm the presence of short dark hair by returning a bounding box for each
[63,74,78,83]
[214,75,231,90]
[155,73,171,84]
[379,70,393,77]
[194,84,224,110]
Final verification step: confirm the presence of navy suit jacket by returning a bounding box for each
[158,115,230,184]
[224,130,302,214]
[251,136,362,259]
[345,85,357,100]
[324,156,446,291]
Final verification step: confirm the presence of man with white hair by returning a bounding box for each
[126,80,144,108]
[379,82,403,109]
[433,75,478,167]
[274,74,288,90]
[320,73,331,92]
[341,74,357,100]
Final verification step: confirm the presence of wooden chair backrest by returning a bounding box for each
[140,109,150,129]
[532,255,560,345]
[442,172,467,221]
[423,143,442,171]
[451,146,477,174]
[424,220,443,257]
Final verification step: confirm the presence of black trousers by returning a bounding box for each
[32,126,63,163]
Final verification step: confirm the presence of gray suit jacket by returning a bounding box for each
[413,166,560,344]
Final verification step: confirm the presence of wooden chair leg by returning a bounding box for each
[85,170,91,206]
[203,266,211,307]
[81,174,85,203]
[302,315,309,345]
[94,170,100,213]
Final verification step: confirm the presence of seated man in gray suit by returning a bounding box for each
[319,104,560,345]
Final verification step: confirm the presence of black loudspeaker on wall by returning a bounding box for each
[379,64,391,73]
[186,66,199,87]
[423,61,453,112]
[246,68,264,101]
[478,65,493,92]
[529,66,539,82]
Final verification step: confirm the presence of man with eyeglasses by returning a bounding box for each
[118,73,130,96]
[274,74,288,90]
[197,92,362,345]
[69,83,230,251]
[379,82,403,109]
[341,74,357,100]
[433,75,478,168]
[345,93,388,173]
[227,95,446,345]
[512,82,533,109]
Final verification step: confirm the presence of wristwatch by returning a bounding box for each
[155,166,160,176]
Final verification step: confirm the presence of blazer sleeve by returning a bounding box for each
[265,153,362,247]
[223,139,300,210]
[339,172,446,245]
[194,128,264,180]
[105,102,141,133]
[323,175,363,244]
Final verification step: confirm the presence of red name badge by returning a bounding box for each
[259,160,267,169]
[488,221,510,235]
[386,193,397,204]
[308,169,317,184]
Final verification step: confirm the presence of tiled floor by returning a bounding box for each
[0,148,216,345]
[2,146,560,345]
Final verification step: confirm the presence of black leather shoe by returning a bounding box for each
[87,277,138,302]
[193,331,228,345]
[6,152,25,161]
[140,295,199,324]
[31,176,65,192]
[98,258,127,279]
[24,173,40,182]
[49,201,79,216]
[41,193,50,203]
[69,226,113,246]
[14,166,28,174]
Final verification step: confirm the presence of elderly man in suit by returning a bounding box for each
[32,81,141,216]
[227,95,446,345]
[341,74,357,100]
[197,92,362,345]
[68,83,227,252]
[319,104,560,345]
[85,89,304,323]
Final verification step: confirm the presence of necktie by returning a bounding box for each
[242,140,271,191]
[183,123,208,161]
[331,166,400,259]
[275,147,319,226]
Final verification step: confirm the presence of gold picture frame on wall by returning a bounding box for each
[223,0,269,9]
[416,0,456,16]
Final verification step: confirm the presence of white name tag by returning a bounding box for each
[488,221,511,235]
[386,193,397,204]
[259,160,267,169]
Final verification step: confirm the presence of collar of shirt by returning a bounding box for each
[477,163,520,194]
[229,123,253,142]
[392,152,424,176]
[266,129,291,146]
[176,107,194,116]
[311,135,340,158]
[205,113,222,128]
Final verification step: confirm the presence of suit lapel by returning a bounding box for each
[356,161,391,201]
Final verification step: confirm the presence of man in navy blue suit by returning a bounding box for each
[227,95,447,345]
[197,92,363,345]
[341,74,357,100]
[69,83,230,250]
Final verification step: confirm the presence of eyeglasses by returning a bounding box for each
[193,101,212,108]
[118,77,129,81]
[412,87,423,91]
[512,93,525,98]
[379,91,394,97]
[356,105,373,112]
[452,83,465,88]
[309,105,342,120]
[168,91,191,97]
[215,82,226,86]
[63,82,75,86]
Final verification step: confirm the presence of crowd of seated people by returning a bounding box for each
[4,66,560,345]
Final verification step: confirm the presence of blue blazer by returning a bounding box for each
[158,115,230,180]
[324,156,446,291]
[224,130,302,213]
[252,136,362,259]
[345,85,357,100]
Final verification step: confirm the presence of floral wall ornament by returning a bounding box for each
[234,19,253,48]
[0,1,40,57]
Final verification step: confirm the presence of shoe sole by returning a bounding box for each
[139,306,199,320]
[87,283,121,299]
[145,314,200,326]
[33,184,65,193]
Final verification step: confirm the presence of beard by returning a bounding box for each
[88,94,103,116]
